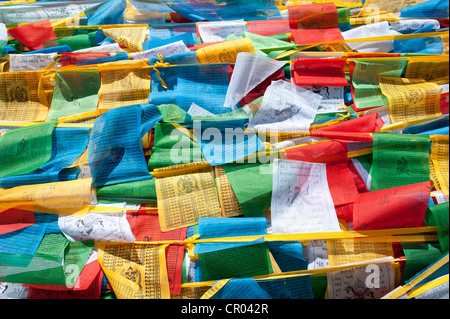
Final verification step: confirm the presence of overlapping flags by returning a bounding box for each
[0,0,449,301]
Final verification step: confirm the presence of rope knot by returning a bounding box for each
[150,53,171,89]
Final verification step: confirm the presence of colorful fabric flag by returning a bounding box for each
[370,133,431,191]
[88,104,158,187]
[0,0,448,302]
[292,58,348,87]
[7,19,57,51]
[353,181,432,231]
[289,3,343,46]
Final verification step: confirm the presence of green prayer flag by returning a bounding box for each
[157,104,188,124]
[188,107,249,123]
[352,59,407,110]
[355,153,373,173]
[96,178,157,201]
[311,274,328,299]
[198,242,273,281]
[401,243,443,283]
[148,122,204,171]
[0,121,57,178]
[223,162,273,217]
[1,234,93,286]
[47,70,101,121]
[370,133,431,191]
[425,202,449,253]
[0,39,6,56]
[267,33,290,42]
[225,32,297,59]
[31,233,69,263]
[100,291,117,299]
[45,31,98,51]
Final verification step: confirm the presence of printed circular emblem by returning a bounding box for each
[118,71,133,88]
[405,89,424,104]
[177,175,200,195]
[120,265,143,291]
[218,49,234,63]
[9,85,28,102]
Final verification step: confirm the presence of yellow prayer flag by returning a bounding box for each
[151,161,212,178]
[431,135,449,194]
[0,56,8,72]
[379,76,442,124]
[214,165,243,218]
[98,244,171,299]
[0,178,92,216]
[102,26,148,52]
[405,56,449,81]
[441,33,449,54]
[97,60,151,110]
[196,38,256,64]
[327,239,395,267]
[351,13,399,25]
[0,70,52,122]
[155,165,222,232]
[362,0,423,15]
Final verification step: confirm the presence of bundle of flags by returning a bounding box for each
[0,0,449,300]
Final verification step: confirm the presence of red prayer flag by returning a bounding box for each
[292,58,348,86]
[353,181,432,231]
[7,19,57,51]
[440,92,449,115]
[127,209,186,242]
[26,268,103,299]
[61,52,111,67]
[327,162,361,208]
[327,161,361,222]
[288,3,343,46]
[247,20,291,37]
[284,140,348,164]
[310,113,385,141]
[436,18,449,28]
[170,12,194,23]
[0,209,36,235]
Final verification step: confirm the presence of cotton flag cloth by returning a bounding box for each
[0,0,448,302]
